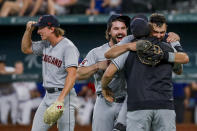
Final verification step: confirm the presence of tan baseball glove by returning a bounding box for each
[44,101,64,126]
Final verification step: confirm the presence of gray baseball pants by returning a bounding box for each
[31,89,77,131]
[127,109,176,131]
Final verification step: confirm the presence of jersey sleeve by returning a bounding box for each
[117,35,134,46]
[112,51,129,71]
[79,49,96,67]
[64,45,80,69]
[170,41,184,52]
[111,35,133,70]
[32,41,45,56]
[171,45,183,73]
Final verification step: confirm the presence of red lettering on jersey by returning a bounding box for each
[57,60,62,68]
[51,57,56,65]
[81,59,87,65]
[54,59,59,66]
[44,55,48,62]
[57,105,62,109]
[47,56,50,62]
[42,54,62,68]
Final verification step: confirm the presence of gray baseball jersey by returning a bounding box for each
[80,43,126,98]
[32,38,79,88]
[80,43,127,131]
[112,35,135,71]
[31,37,79,131]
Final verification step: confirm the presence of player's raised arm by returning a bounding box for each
[105,42,136,59]
[21,21,36,54]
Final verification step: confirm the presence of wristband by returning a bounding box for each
[163,52,175,62]
[168,52,175,62]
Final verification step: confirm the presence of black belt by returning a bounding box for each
[46,88,63,93]
[97,92,125,103]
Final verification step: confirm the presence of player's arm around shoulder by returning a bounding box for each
[105,42,136,59]
[166,33,189,63]
[166,32,180,43]
[76,47,109,80]
[21,21,36,54]
[170,41,189,64]
[105,35,135,59]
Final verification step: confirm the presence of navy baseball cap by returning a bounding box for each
[107,14,131,28]
[130,14,150,38]
[130,14,148,23]
[33,15,60,27]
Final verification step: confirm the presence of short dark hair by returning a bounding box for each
[149,13,166,27]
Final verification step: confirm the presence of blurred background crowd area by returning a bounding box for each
[0,0,197,17]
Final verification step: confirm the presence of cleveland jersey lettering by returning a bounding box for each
[42,54,62,68]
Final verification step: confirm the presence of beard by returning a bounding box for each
[111,37,118,45]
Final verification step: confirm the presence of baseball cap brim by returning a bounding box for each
[32,23,41,27]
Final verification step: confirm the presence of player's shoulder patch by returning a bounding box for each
[80,59,88,66]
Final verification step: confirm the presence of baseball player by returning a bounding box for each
[101,15,189,131]
[103,14,185,131]
[21,15,79,131]
[77,14,130,131]
[105,14,182,60]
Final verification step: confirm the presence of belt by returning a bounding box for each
[45,88,63,93]
[97,92,125,103]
